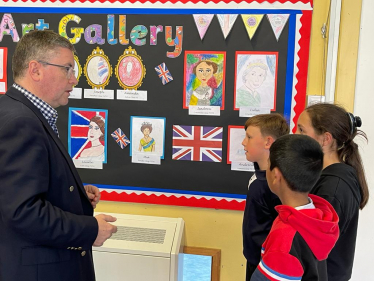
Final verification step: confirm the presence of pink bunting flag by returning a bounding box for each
[216,14,238,39]
[193,14,214,40]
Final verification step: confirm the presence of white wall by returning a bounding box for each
[351,0,374,279]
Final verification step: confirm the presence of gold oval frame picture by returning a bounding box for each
[73,55,82,83]
[115,46,146,90]
[84,47,112,89]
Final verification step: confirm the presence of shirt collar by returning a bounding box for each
[295,197,316,210]
[13,83,59,136]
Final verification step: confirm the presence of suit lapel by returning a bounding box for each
[6,87,90,201]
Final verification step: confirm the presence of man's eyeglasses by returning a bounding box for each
[38,61,76,79]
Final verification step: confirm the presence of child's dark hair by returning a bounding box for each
[269,134,323,193]
[305,103,369,209]
[244,113,290,139]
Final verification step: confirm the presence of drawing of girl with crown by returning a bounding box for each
[138,122,155,152]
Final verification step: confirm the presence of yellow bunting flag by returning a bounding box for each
[241,15,264,40]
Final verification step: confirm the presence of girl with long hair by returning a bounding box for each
[296,103,369,281]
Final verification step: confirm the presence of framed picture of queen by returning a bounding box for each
[234,51,278,111]
[130,116,166,159]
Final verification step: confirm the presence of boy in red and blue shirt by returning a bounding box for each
[251,134,339,281]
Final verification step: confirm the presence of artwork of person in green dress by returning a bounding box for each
[236,60,268,108]
[138,122,155,152]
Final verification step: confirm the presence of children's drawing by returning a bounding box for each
[184,51,226,109]
[227,126,247,164]
[73,55,82,82]
[115,46,146,90]
[234,51,278,111]
[267,14,290,41]
[241,14,264,40]
[0,14,20,42]
[84,47,112,89]
[68,108,108,163]
[155,62,173,85]
[130,116,166,159]
[193,14,214,40]
[111,128,130,149]
[0,47,7,94]
[139,122,155,152]
[0,48,3,80]
[216,14,238,39]
[172,125,223,162]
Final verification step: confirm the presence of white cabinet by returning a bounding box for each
[93,213,185,281]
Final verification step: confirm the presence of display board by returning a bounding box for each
[0,0,313,210]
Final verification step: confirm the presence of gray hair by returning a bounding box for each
[12,30,75,81]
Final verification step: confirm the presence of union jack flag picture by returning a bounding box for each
[172,125,223,162]
[111,128,130,149]
[68,108,108,163]
[155,62,173,85]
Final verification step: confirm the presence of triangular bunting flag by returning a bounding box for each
[193,14,214,40]
[267,14,289,41]
[216,14,238,39]
[241,15,264,40]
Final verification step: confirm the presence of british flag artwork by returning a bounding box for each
[68,108,108,163]
[111,128,130,149]
[172,125,223,162]
[155,62,173,85]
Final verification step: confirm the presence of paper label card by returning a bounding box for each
[239,106,271,117]
[84,89,114,99]
[73,159,103,169]
[189,105,220,116]
[231,161,255,172]
[132,154,161,165]
[117,89,147,101]
[69,88,82,99]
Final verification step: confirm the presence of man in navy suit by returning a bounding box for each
[0,30,117,281]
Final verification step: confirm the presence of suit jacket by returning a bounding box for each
[0,87,98,281]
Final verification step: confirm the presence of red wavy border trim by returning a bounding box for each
[101,190,246,211]
[292,10,312,133]
[3,0,312,5]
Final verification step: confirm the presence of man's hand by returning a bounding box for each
[93,214,117,247]
[84,185,101,209]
